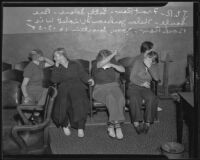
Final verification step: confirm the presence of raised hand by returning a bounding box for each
[144,58,152,68]
[38,56,45,61]
[55,62,60,67]
[24,96,32,104]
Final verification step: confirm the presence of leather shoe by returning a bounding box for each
[134,123,143,134]
[143,123,150,134]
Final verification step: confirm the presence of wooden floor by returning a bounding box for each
[2,99,189,157]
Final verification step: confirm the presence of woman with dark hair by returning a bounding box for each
[128,50,160,134]
[51,48,94,138]
[92,49,125,140]
[19,49,54,123]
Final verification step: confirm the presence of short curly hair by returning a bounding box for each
[96,49,113,62]
[140,41,154,54]
[53,47,69,60]
[28,49,43,60]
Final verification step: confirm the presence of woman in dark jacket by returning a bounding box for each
[51,48,94,138]
[128,50,160,134]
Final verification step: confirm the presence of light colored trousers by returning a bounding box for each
[93,82,125,123]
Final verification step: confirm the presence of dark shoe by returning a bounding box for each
[143,123,150,134]
[134,123,143,135]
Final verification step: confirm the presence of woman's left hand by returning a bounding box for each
[88,79,95,86]
[38,56,45,61]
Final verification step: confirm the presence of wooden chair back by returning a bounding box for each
[14,61,29,71]
[10,86,57,154]
[2,62,12,72]
[2,69,23,82]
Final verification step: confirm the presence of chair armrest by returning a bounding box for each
[11,120,50,151]
[17,105,43,110]
[17,105,44,125]
[151,80,159,96]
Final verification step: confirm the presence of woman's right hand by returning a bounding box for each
[144,58,152,68]
[141,81,150,88]
[55,62,59,67]
[24,96,32,104]
[112,50,118,56]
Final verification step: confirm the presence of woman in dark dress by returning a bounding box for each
[51,48,94,138]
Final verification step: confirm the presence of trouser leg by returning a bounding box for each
[69,87,89,130]
[142,88,158,123]
[106,94,125,122]
[128,86,143,123]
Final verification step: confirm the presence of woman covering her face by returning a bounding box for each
[91,49,125,140]
[19,49,54,124]
[128,43,160,135]
[51,48,94,138]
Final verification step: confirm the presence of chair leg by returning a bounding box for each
[44,125,50,146]
[154,110,159,123]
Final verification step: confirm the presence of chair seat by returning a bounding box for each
[126,99,146,110]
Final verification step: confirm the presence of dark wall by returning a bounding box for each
[2,26,193,85]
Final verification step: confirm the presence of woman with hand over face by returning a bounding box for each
[19,49,54,123]
[51,48,94,138]
[92,49,125,140]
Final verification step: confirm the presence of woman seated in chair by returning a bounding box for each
[92,49,125,140]
[51,48,94,138]
[19,49,54,123]
[128,50,160,134]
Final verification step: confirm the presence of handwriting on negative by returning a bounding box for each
[25,7,189,34]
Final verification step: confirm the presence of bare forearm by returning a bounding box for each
[97,54,115,68]
[44,57,54,67]
[111,64,125,72]
[21,85,29,97]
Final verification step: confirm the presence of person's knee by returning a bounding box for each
[129,94,141,103]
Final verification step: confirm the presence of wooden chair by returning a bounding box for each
[9,86,57,154]
[2,69,23,83]
[118,57,159,121]
[14,61,30,71]
[2,69,23,109]
[2,62,12,71]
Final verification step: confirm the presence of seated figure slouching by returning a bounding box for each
[92,49,126,140]
[128,42,160,134]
